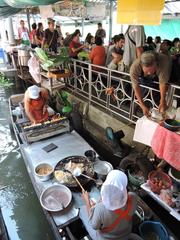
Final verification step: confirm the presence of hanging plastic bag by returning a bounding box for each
[28,56,40,83]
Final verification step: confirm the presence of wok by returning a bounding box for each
[54,156,94,188]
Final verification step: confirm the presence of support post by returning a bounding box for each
[109,0,113,43]
[81,18,84,40]
[0,19,8,45]
[26,8,31,31]
[7,17,15,45]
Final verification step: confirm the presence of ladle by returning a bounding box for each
[73,167,103,186]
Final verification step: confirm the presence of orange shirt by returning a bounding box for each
[89,46,106,66]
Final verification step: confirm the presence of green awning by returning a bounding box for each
[145,19,180,40]
[4,0,60,8]
[0,1,22,17]
[0,0,61,18]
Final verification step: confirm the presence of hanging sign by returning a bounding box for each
[117,0,164,25]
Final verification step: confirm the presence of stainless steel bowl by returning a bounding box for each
[40,184,72,212]
[34,163,54,182]
[93,160,113,180]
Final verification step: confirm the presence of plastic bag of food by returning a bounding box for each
[28,56,40,83]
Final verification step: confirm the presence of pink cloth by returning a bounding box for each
[151,125,180,171]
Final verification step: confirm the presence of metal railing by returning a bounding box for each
[65,59,180,123]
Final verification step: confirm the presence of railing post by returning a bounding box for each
[129,89,135,121]
[167,84,175,107]
[106,69,111,109]
[88,63,92,103]
[74,60,77,92]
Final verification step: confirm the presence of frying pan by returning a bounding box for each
[54,156,94,188]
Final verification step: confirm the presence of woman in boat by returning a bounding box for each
[80,170,141,240]
[24,85,49,124]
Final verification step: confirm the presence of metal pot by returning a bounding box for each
[84,150,96,162]
[34,163,54,182]
[18,49,30,66]
[93,160,113,181]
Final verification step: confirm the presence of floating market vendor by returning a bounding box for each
[80,170,140,240]
[130,51,171,117]
[24,85,49,124]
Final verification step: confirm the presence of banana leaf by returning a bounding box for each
[35,47,70,71]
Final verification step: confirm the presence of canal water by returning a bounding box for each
[0,84,54,240]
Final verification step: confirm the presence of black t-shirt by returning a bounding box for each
[44,28,59,52]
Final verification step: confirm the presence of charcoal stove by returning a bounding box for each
[19,116,70,143]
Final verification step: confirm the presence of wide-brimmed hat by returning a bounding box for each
[28,85,40,99]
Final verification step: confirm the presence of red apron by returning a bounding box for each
[29,93,48,123]
[101,195,132,234]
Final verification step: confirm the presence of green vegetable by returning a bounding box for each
[0,73,13,88]
[35,47,70,71]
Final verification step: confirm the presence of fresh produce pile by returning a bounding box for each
[35,47,69,71]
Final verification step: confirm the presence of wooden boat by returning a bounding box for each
[0,208,9,240]
[9,94,178,240]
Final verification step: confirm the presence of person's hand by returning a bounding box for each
[43,105,47,115]
[82,190,89,203]
[158,101,168,113]
[142,105,151,117]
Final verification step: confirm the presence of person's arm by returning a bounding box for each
[134,85,150,116]
[24,93,36,123]
[71,44,86,53]
[159,83,168,113]
[42,30,47,48]
[135,26,145,58]
[41,88,49,115]
[136,46,144,58]
[102,29,106,38]
[130,60,150,116]
[82,191,93,216]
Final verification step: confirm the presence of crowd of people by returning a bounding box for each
[18,20,180,116]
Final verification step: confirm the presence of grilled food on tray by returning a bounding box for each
[23,116,66,130]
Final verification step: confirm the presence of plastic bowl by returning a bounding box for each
[164,119,180,132]
[35,163,54,182]
[148,170,172,194]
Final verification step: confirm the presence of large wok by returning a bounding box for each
[54,156,94,188]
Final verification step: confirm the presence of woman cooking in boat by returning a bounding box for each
[80,170,141,240]
[24,85,49,124]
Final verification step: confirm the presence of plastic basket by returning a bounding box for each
[148,170,172,194]
[139,221,169,240]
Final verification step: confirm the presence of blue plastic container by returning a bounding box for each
[139,221,169,240]
[0,48,6,64]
